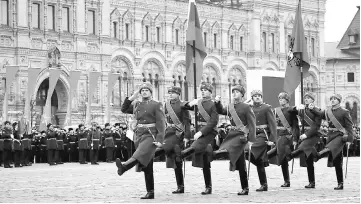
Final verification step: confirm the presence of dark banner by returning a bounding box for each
[262,76,295,108]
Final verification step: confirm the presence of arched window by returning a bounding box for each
[262,32,267,52]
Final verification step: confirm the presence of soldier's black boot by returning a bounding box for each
[305,155,316,188]
[315,148,330,162]
[116,157,138,176]
[3,150,13,168]
[281,161,290,187]
[141,163,155,199]
[212,149,228,161]
[256,165,268,192]
[154,148,165,159]
[172,163,184,194]
[175,146,195,163]
[238,169,249,195]
[201,167,212,195]
[267,147,277,159]
[334,153,344,190]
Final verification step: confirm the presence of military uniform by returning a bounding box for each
[21,132,33,166]
[67,132,78,162]
[0,133,3,166]
[246,90,277,191]
[13,127,23,167]
[267,92,300,187]
[175,82,219,195]
[39,135,48,163]
[214,85,256,195]
[1,126,13,168]
[103,128,115,162]
[288,92,322,188]
[313,94,355,189]
[55,131,65,164]
[46,127,58,165]
[89,128,102,164]
[152,86,191,193]
[113,128,126,161]
[77,128,89,164]
[117,82,166,199]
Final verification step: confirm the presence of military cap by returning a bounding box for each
[138,82,153,93]
[278,92,291,102]
[168,86,182,95]
[200,82,214,93]
[47,123,52,128]
[251,90,263,97]
[12,121,18,127]
[68,128,73,131]
[304,92,315,101]
[231,85,246,96]
[114,123,120,127]
[104,123,110,127]
[78,124,84,128]
[330,93,342,102]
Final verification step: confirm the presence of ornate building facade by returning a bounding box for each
[323,7,360,125]
[0,0,326,127]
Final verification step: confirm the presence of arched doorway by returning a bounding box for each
[34,74,69,128]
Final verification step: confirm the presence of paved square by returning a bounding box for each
[0,158,359,203]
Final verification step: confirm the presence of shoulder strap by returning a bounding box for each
[165,101,185,132]
[326,108,347,134]
[275,107,292,134]
[228,103,247,133]
[197,99,211,122]
[302,110,314,126]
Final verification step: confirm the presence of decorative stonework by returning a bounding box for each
[87,43,99,53]
[31,38,43,49]
[0,35,14,47]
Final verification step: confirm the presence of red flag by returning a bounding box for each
[185,0,207,85]
[284,0,310,94]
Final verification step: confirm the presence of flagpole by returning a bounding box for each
[193,40,198,133]
[300,55,305,134]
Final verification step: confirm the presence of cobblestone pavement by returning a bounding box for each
[0,158,359,203]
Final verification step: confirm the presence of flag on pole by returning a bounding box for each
[283,0,310,94]
[185,0,207,85]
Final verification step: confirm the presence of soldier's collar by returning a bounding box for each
[170,98,180,104]
[233,99,241,104]
[332,104,341,110]
[202,96,212,101]
[281,104,290,108]
[254,102,263,107]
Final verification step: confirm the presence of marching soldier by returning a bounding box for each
[67,128,78,162]
[267,92,300,187]
[89,123,101,165]
[174,82,219,195]
[77,124,89,164]
[246,90,277,192]
[312,94,355,190]
[46,123,58,165]
[2,121,14,168]
[152,86,191,194]
[55,127,65,164]
[116,82,166,199]
[21,131,33,166]
[103,123,115,163]
[287,92,322,188]
[13,122,23,168]
[213,85,256,195]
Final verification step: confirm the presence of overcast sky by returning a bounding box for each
[324,0,360,42]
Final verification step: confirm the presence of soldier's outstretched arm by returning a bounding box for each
[246,105,256,142]
[121,97,135,114]
[214,100,227,115]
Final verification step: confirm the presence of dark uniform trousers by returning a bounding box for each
[13,142,23,167]
[3,140,13,167]
[143,160,155,193]
[90,148,99,163]
[236,152,249,189]
[247,152,267,185]
[68,142,78,162]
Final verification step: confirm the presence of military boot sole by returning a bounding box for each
[116,158,126,176]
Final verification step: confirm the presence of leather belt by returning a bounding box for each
[80,138,88,141]
[277,127,287,130]
[57,140,63,142]
[229,126,245,131]
[70,142,76,144]
[115,138,122,141]
[22,138,31,140]
[92,139,100,141]
[328,128,341,132]
[256,125,268,128]
[137,123,156,128]
[48,138,56,140]
[105,137,113,139]
[167,123,178,128]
